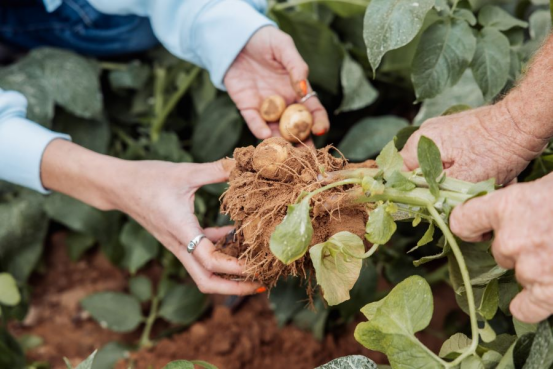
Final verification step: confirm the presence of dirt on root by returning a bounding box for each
[219,138,378,289]
[9,231,463,369]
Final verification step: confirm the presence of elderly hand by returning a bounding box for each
[400,104,548,185]
[42,140,262,295]
[450,173,553,323]
[224,26,329,140]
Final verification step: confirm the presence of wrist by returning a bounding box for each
[41,140,127,211]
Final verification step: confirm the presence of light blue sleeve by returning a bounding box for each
[86,0,276,89]
[0,90,70,194]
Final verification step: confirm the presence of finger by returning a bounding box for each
[204,226,235,242]
[268,122,281,137]
[273,33,309,96]
[187,159,235,188]
[449,194,499,242]
[302,96,330,136]
[510,288,553,324]
[240,109,272,139]
[491,236,516,269]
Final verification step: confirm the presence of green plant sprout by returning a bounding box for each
[269,136,498,368]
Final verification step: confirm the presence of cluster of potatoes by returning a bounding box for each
[259,95,313,142]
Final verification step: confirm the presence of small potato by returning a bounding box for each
[279,104,313,143]
[252,137,292,180]
[260,95,287,122]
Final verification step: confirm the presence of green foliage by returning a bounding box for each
[119,220,160,274]
[417,136,443,198]
[129,275,153,303]
[158,284,208,325]
[364,203,397,245]
[81,292,144,333]
[0,273,21,306]
[317,355,377,369]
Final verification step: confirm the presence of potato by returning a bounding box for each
[279,104,313,142]
[260,95,286,122]
[252,137,292,180]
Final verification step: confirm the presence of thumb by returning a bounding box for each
[399,134,422,171]
[188,158,235,188]
[510,289,553,323]
[273,31,309,96]
[449,192,500,242]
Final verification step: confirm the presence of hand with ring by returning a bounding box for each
[224,26,330,141]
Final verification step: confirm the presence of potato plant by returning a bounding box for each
[0,0,551,367]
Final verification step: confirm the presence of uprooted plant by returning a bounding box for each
[220,134,541,368]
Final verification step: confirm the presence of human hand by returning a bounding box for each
[112,158,263,295]
[400,104,548,185]
[450,173,553,323]
[224,26,329,140]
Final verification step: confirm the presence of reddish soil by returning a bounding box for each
[9,231,462,369]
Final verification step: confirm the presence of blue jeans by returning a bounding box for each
[0,0,159,56]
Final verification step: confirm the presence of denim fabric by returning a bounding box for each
[0,0,159,56]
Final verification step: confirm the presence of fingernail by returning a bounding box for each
[314,130,327,137]
[298,80,308,97]
[255,287,267,294]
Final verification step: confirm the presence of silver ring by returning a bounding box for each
[187,234,206,254]
[299,91,317,103]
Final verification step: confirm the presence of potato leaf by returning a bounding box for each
[81,292,143,333]
[477,279,499,320]
[363,0,435,73]
[385,171,416,191]
[478,5,528,31]
[412,19,476,101]
[310,232,365,306]
[460,356,485,369]
[270,200,313,265]
[0,273,21,306]
[439,332,472,359]
[119,220,159,274]
[336,54,378,114]
[158,284,208,325]
[522,320,553,369]
[365,203,397,245]
[129,276,152,303]
[453,8,477,26]
[376,140,403,179]
[408,222,435,253]
[92,342,130,369]
[417,136,443,198]
[316,355,377,369]
[355,276,442,368]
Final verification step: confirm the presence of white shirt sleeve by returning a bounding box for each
[0,89,70,194]
[86,0,276,89]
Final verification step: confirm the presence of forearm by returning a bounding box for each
[41,139,128,211]
[499,35,553,142]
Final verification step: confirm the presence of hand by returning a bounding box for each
[450,173,553,323]
[42,140,262,295]
[400,104,548,185]
[224,26,329,140]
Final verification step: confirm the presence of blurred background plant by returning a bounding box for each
[0,0,551,367]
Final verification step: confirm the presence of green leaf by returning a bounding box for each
[363,0,435,73]
[529,10,552,41]
[376,140,403,179]
[108,60,150,90]
[385,171,416,191]
[336,260,378,321]
[355,276,442,368]
[413,239,450,266]
[417,136,443,198]
[191,96,242,162]
[316,355,378,369]
[81,292,143,333]
[73,350,97,369]
[482,350,503,368]
[395,126,419,150]
[336,54,378,114]
[523,320,553,369]
[191,70,217,115]
[461,356,485,369]
[274,10,343,93]
[119,220,159,274]
[17,334,43,353]
[158,284,208,325]
[270,200,313,265]
[66,231,96,262]
[0,328,25,369]
[453,8,477,26]
[439,332,472,359]
[414,70,484,125]
[477,279,499,320]
[191,361,219,369]
[323,1,369,17]
[92,342,130,369]
[0,190,48,282]
[409,222,435,252]
[479,320,497,343]
[470,27,510,101]
[513,318,537,338]
[478,5,528,31]
[0,273,20,306]
[268,276,307,327]
[310,232,366,306]
[129,275,152,303]
[365,203,397,245]
[291,297,329,341]
[149,132,193,163]
[497,339,517,369]
[53,111,110,154]
[442,104,472,116]
[412,19,476,100]
[34,48,103,119]
[468,178,496,197]
[162,361,194,369]
[338,116,409,161]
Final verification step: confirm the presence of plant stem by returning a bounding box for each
[139,297,160,349]
[273,0,368,11]
[303,178,363,202]
[427,205,479,367]
[150,66,200,142]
